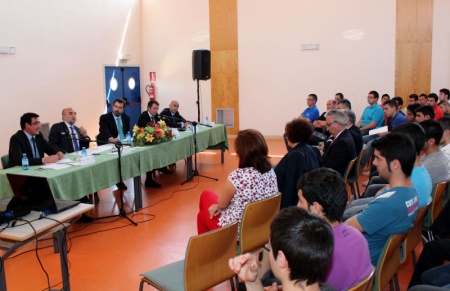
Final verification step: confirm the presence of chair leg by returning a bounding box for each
[139,279,145,291]
[394,273,400,291]
[355,182,361,198]
[412,250,417,266]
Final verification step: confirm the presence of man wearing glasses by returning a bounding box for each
[8,112,64,168]
[356,90,385,136]
[301,94,320,123]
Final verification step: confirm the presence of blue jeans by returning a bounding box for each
[422,263,450,287]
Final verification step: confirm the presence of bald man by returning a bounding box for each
[49,107,90,153]
[159,100,189,128]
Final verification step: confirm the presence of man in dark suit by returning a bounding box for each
[159,100,189,128]
[98,98,130,145]
[8,112,64,168]
[49,107,90,153]
[138,100,169,188]
[343,109,363,154]
[322,109,356,177]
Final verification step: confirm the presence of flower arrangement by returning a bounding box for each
[132,120,173,146]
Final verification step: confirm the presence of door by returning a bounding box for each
[104,66,142,130]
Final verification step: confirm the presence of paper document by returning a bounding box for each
[369,126,388,135]
[37,163,72,170]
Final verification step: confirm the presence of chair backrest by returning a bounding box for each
[373,233,406,291]
[400,202,431,264]
[184,222,238,291]
[238,193,282,255]
[348,147,366,183]
[424,180,450,227]
[346,266,375,291]
[1,154,9,169]
[343,157,357,183]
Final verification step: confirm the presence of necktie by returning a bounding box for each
[70,126,80,152]
[116,117,125,140]
[31,136,40,158]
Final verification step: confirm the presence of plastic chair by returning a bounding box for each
[346,266,375,291]
[372,233,406,291]
[423,180,450,228]
[343,158,358,199]
[400,202,431,265]
[1,154,9,169]
[139,222,238,291]
[347,148,366,199]
[237,193,281,255]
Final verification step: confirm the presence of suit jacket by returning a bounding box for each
[322,129,356,177]
[8,130,59,167]
[137,111,160,128]
[98,112,130,145]
[48,122,90,153]
[159,108,186,128]
[348,124,363,154]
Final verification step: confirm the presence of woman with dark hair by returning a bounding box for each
[197,129,278,234]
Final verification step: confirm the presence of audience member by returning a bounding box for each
[427,93,444,120]
[49,107,90,153]
[275,118,321,208]
[419,93,428,106]
[137,100,170,188]
[356,90,384,135]
[197,129,278,235]
[344,123,432,219]
[313,99,336,131]
[98,97,130,145]
[438,100,450,119]
[392,96,406,115]
[159,100,189,128]
[322,109,356,177]
[381,93,390,104]
[345,133,419,265]
[406,104,421,123]
[296,168,372,291]
[229,207,335,291]
[415,105,435,122]
[409,93,418,105]
[439,88,449,102]
[301,94,320,123]
[420,119,450,184]
[336,98,351,109]
[335,92,344,101]
[439,118,450,167]
[343,109,363,154]
[8,112,64,168]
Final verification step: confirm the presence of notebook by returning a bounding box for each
[6,174,80,213]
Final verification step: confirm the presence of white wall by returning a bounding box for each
[238,0,396,135]
[0,0,142,157]
[0,0,449,162]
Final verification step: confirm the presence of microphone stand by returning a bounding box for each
[181,121,218,185]
[65,134,137,226]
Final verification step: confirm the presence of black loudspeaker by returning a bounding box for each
[192,50,211,80]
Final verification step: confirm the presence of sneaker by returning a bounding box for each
[362,180,369,186]
[362,171,370,176]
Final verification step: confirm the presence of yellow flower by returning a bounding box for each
[158,120,166,127]
[137,132,145,139]
[133,125,140,133]
[145,134,155,143]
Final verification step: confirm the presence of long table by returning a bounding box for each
[0,203,93,291]
[0,125,228,209]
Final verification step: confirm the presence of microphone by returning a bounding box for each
[160,115,185,122]
[61,132,91,143]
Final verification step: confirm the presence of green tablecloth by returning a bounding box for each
[0,124,228,200]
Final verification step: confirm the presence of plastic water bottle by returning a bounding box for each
[126,131,132,145]
[81,147,87,157]
[205,116,209,125]
[22,154,29,170]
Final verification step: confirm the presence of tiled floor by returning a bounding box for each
[1,138,418,290]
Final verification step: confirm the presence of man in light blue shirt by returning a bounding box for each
[301,93,320,123]
[357,90,385,135]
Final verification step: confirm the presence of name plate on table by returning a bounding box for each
[80,155,95,165]
[122,146,131,154]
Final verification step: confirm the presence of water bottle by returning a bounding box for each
[81,147,87,157]
[205,116,209,125]
[22,154,29,170]
[126,131,132,145]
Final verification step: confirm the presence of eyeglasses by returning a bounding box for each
[306,98,315,101]
[31,121,41,125]
[326,121,337,127]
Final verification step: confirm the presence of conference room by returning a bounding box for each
[1,0,449,290]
